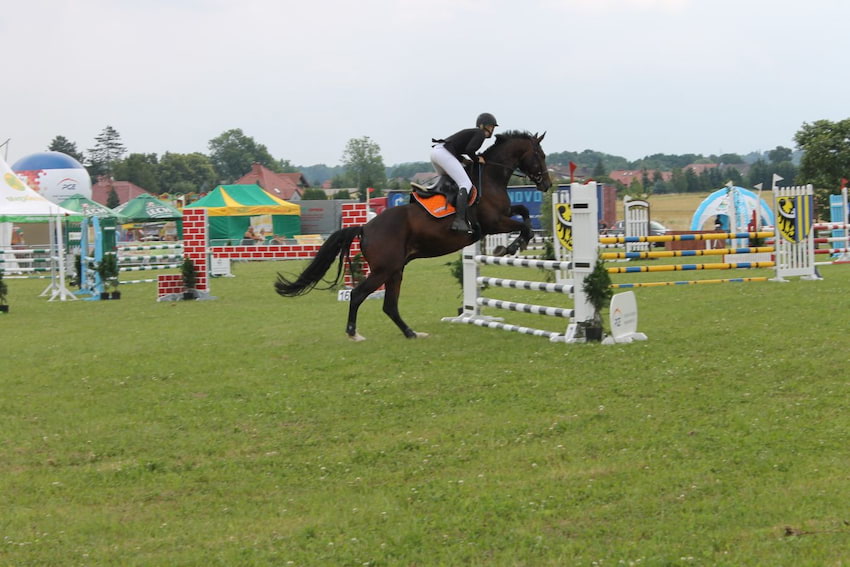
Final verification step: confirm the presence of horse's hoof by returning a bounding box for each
[348,333,366,342]
[492,245,507,257]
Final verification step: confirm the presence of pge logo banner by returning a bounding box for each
[555,203,572,251]
[776,195,813,243]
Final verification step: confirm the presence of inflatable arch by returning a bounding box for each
[690,186,774,232]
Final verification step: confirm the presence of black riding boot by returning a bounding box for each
[451,188,472,233]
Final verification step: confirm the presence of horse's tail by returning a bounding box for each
[274,226,362,297]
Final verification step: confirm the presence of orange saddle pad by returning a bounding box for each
[411,187,478,219]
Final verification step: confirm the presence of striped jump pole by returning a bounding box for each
[117,243,184,252]
[601,246,774,261]
[473,255,573,271]
[119,253,183,262]
[812,207,850,263]
[477,276,574,294]
[607,261,776,274]
[612,277,769,289]
[120,264,182,272]
[599,230,774,246]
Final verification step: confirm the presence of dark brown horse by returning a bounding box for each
[275,131,551,340]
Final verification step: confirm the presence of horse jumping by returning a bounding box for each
[274,131,552,340]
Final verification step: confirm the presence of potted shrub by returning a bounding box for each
[73,253,82,288]
[0,271,9,313]
[96,253,120,300]
[580,258,613,342]
[181,257,197,300]
[102,253,121,299]
[349,253,366,286]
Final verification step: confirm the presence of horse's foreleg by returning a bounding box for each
[504,205,533,255]
[346,273,386,341]
[383,270,427,339]
[487,206,533,256]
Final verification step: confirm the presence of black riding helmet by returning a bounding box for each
[476,112,498,128]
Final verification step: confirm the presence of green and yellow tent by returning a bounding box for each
[185,184,300,241]
[113,193,183,222]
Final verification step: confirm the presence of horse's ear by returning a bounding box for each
[536,131,546,143]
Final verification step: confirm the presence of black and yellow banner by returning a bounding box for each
[555,203,573,251]
[776,195,813,243]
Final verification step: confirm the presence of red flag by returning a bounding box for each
[841,178,848,190]
[569,161,577,183]
[368,187,375,193]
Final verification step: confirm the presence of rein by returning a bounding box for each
[477,134,549,189]
[481,159,541,184]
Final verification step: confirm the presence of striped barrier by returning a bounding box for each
[599,230,774,245]
[608,261,775,274]
[0,247,54,276]
[473,255,573,271]
[117,244,184,283]
[612,277,769,289]
[596,230,779,285]
[813,218,850,265]
[477,276,574,294]
[593,185,822,286]
[117,244,183,252]
[601,246,774,260]
[443,184,598,343]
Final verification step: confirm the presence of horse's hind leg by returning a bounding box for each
[382,269,427,339]
[346,273,386,341]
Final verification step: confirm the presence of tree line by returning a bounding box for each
[557,145,800,197]
[48,119,850,210]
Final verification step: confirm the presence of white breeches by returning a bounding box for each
[430,144,473,191]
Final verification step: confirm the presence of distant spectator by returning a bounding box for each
[242,226,258,245]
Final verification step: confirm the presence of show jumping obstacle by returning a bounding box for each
[595,184,821,287]
[442,181,823,343]
[442,183,598,343]
[117,243,184,285]
[156,204,369,299]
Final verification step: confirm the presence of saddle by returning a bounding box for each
[410,176,479,219]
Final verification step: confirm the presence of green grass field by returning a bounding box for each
[2,254,850,565]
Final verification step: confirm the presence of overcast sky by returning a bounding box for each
[3,0,848,168]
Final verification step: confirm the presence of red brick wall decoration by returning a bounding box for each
[157,202,374,300]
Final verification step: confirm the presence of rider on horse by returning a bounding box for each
[430,112,498,233]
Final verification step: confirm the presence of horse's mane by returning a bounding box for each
[494,130,535,142]
[483,130,536,157]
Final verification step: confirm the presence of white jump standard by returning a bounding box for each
[442,182,643,343]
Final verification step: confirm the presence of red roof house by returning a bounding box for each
[608,169,673,186]
[91,179,151,206]
[683,163,719,175]
[234,163,308,201]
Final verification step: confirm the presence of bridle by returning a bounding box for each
[482,143,548,188]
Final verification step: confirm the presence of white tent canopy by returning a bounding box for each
[1,156,78,301]
[1,156,77,221]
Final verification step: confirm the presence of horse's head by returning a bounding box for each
[519,132,551,192]
[489,131,552,192]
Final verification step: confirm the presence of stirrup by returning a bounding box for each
[451,219,472,233]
